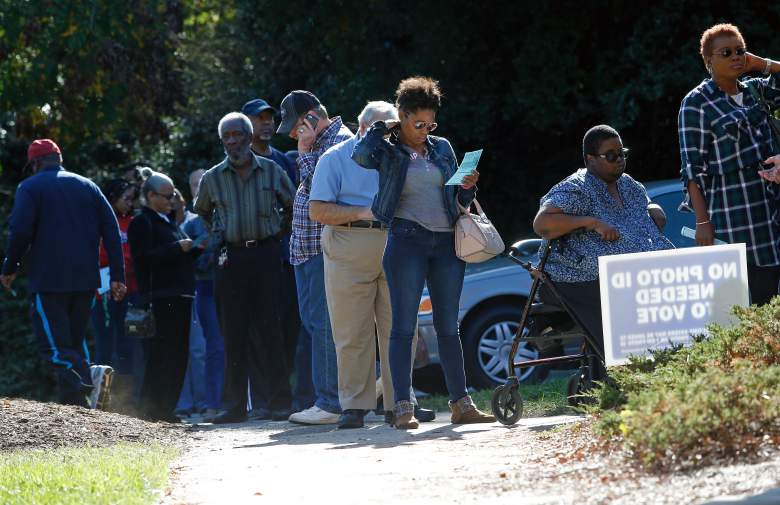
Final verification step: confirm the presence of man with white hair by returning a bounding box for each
[309,102,434,428]
[194,112,296,424]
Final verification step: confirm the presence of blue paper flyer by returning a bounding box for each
[445,149,483,186]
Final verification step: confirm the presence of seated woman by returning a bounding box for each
[533,125,673,377]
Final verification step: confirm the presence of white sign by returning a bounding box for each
[598,244,749,366]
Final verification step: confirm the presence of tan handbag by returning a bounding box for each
[454,198,505,263]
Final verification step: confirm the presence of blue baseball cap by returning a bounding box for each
[241,98,276,117]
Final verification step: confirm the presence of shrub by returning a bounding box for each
[590,298,780,470]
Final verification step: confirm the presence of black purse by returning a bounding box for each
[125,304,156,339]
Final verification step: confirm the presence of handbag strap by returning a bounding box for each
[456,197,485,216]
[746,82,780,147]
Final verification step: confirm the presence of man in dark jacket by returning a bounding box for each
[1,139,126,408]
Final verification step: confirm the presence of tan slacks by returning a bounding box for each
[322,225,417,411]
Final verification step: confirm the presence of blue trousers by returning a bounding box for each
[90,295,134,374]
[383,219,468,403]
[294,253,341,414]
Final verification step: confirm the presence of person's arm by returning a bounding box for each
[0,185,36,288]
[746,52,780,106]
[275,165,296,234]
[193,172,214,227]
[96,187,126,300]
[127,215,187,267]
[533,205,618,241]
[678,96,715,246]
[309,201,373,225]
[646,203,667,231]
[351,121,391,171]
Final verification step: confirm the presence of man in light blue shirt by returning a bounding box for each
[310,102,433,428]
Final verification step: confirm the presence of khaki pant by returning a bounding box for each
[322,225,417,411]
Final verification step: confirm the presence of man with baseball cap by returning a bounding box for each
[278,90,353,425]
[1,139,127,409]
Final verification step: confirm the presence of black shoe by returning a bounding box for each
[414,405,436,422]
[247,408,271,421]
[337,409,365,429]
[384,411,395,425]
[270,408,292,421]
[212,409,248,424]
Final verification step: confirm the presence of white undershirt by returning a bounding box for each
[730,92,744,106]
[157,211,170,223]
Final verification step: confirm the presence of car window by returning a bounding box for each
[651,190,697,248]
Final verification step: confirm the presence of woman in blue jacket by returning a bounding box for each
[352,76,494,428]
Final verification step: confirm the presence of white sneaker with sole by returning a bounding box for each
[288,406,339,425]
[89,365,114,410]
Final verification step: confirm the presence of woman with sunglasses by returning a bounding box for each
[679,23,780,304]
[128,171,200,422]
[352,76,494,428]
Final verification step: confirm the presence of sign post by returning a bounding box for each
[598,244,749,366]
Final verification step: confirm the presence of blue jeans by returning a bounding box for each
[176,302,208,413]
[194,280,225,410]
[294,253,340,414]
[90,295,133,374]
[383,218,468,403]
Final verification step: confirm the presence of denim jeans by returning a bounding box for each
[176,302,208,413]
[90,295,133,374]
[383,218,468,403]
[194,280,225,410]
[294,253,341,414]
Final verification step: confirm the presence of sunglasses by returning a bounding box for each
[405,113,437,132]
[155,191,176,200]
[713,47,746,58]
[596,148,629,163]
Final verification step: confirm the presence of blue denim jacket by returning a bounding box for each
[351,121,476,226]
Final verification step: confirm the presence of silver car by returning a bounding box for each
[414,179,696,388]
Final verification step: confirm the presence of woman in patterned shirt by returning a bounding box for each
[678,23,780,305]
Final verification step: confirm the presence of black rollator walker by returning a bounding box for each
[490,240,607,425]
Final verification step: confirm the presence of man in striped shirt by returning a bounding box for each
[194,112,295,423]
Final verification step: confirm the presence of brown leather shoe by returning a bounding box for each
[393,400,419,429]
[449,395,495,424]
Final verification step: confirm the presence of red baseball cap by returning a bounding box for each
[27,139,61,163]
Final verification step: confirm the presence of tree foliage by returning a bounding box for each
[1,0,779,398]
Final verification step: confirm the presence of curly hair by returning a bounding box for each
[394,76,442,113]
[700,23,744,57]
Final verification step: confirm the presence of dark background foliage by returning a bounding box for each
[1,0,779,398]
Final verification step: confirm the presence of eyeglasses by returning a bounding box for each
[713,47,746,58]
[155,191,176,200]
[596,148,629,163]
[405,113,437,132]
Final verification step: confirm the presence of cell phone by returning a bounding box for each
[303,113,319,132]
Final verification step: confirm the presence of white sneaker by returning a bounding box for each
[89,365,114,410]
[288,406,339,425]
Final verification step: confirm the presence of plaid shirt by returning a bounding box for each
[289,117,354,265]
[678,73,780,266]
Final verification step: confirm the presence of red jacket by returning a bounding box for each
[98,214,137,295]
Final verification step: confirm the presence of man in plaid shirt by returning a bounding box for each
[678,27,780,304]
[277,90,353,424]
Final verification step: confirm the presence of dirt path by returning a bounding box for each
[162,413,780,505]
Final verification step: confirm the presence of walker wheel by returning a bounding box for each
[491,384,523,425]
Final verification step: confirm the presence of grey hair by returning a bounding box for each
[358,101,398,128]
[217,112,253,138]
[141,171,174,200]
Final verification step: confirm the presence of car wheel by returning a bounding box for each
[463,304,551,389]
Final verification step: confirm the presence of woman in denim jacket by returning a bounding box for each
[352,76,494,428]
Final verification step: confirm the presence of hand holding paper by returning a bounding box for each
[445,149,483,186]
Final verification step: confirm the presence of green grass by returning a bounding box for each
[418,376,574,418]
[0,443,179,505]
